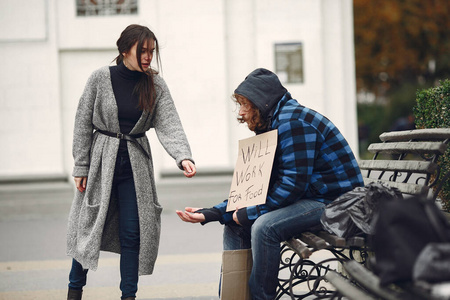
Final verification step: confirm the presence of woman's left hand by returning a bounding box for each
[182,160,196,178]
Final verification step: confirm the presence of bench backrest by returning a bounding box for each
[358,128,450,200]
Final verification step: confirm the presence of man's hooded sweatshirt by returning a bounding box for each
[200,68,364,227]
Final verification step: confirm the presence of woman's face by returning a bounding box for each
[123,39,155,72]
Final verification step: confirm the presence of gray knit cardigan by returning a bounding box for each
[67,66,194,275]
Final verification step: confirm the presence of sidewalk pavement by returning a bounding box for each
[0,175,231,300]
[0,175,316,299]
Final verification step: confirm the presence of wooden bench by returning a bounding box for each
[276,128,450,300]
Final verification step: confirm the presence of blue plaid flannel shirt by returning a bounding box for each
[215,93,364,225]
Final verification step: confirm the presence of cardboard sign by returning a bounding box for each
[226,129,278,212]
[220,249,253,300]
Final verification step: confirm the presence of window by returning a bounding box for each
[76,0,138,16]
[274,43,304,84]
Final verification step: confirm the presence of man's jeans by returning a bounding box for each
[223,199,326,300]
[69,153,140,299]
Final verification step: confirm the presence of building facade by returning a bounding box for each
[0,0,358,182]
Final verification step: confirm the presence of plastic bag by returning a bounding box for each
[320,181,403,238]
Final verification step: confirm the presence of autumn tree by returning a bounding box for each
[354,0,450,96]
[353,0,450,155]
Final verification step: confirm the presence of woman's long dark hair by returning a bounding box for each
[114,24,161,113]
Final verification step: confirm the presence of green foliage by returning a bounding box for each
[357,83,420,158]
[413,79,450,210]
[357,103,385,158]
[414,80,450,128]
[385,83,422,124]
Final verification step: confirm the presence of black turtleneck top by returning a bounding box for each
[109,62,143,154]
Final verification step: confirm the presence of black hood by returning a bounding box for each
[234,68,287,119]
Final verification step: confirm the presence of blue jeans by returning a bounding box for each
[223,199,326,300]
[69,153,140,299]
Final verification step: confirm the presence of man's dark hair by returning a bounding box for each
[233,94,270,132]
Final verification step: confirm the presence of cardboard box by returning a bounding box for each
[220,249,253,300]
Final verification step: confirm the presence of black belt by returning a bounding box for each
[95,129,150,159]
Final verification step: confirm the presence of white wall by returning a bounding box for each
[0,0,359,180]
[0,0,64,177]
[321,0,359,152]
[155,0,231,171]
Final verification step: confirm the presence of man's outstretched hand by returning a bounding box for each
[176,207,205,223]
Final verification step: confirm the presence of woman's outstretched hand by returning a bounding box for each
[181,160,197,178]
[176,207,205,223]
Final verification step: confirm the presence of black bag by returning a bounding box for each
[320,182,403,238]
[373,196,450,286]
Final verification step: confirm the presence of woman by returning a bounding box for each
[67,24,196,300]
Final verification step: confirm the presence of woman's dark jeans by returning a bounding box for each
[69,153,140,299]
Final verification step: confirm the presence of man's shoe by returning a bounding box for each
[67,288,82,300]
[122,298,135,300]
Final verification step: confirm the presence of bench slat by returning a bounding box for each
[379,128,450,142]
[358,160,437,174]
[324,271,377,300]
[299,232,327,250]
[363,178,429,195]
[344,261,403,300]
[318,230,346,247]
[368,142,447,155]
[284,238,312,259]
[347,236,366,248]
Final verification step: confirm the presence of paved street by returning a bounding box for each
[0,176,231,300]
